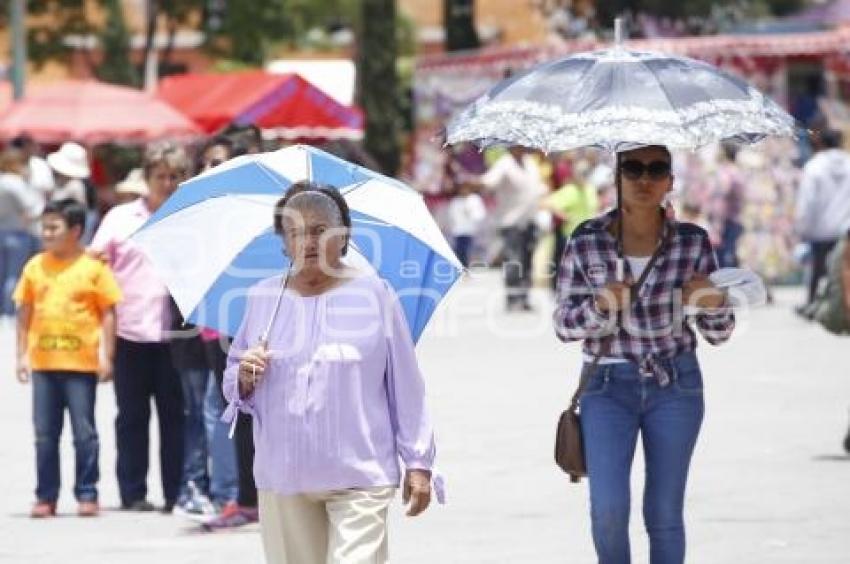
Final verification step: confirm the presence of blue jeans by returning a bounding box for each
[32,371,99,502]
[580,351,704,564]
[717,219,743,268]
[0,229,39,316]
[453,235,473,267]
[179,368,210,498]
[204,372,238,503]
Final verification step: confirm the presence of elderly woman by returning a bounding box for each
[223,181,440,564]
[90,141,189,512]
[554,145,736,564]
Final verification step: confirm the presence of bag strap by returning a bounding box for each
[567,228,670,413]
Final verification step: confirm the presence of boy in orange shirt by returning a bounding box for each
[15,198,121,518]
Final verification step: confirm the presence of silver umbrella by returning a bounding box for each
[446,26,795,152]
[446,21,796,280]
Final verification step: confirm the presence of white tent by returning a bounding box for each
[266,59,356,106]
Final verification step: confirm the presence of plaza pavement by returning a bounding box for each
[0,270,848,563]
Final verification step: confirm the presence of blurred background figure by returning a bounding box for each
[709,142,746,268]
[89,141,188,513]
[46,142,90,206]
[447,180,486,268]
[0,148,43,317]
[113,169,148,205]
[543,158,599,290]
[46,142,99,243]
[10,135,55,205]
[193,135,258,530]
[842,229,850,454]
[679,201,712,233]
[794,128,850,319]
[196,136,235,173]
[480,146,548,311]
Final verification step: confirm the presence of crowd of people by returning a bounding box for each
[436,131,844,317]
[3,117,850,562]
[7,130,443,562]
[8,134,265,530]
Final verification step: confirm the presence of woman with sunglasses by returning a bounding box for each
[553,144,736,564]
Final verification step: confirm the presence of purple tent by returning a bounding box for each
[787,0,850,26]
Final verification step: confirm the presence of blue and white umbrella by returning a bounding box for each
[133,144,462,342]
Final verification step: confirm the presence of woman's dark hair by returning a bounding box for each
[43,198,87,234]
[273,180,352,254]
[617,144,671,163]
[205,135,234,153]
[194,136,235,174]
[820,128,844,149]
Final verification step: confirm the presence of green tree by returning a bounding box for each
[26,0,97,70]
[203,0,363,62]
[358,0,402,175]
[205,0,293,66]
[97,0,137,85]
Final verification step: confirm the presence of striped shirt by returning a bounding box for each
[553,210,735,382]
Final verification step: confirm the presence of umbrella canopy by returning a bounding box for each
[157,71,364,139]
[0,80,201,144]
[446,46,796,153]
[132,145,461,342]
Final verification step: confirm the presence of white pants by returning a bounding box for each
[258,487,397,564]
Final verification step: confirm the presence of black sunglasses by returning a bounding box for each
[619,159,671,181]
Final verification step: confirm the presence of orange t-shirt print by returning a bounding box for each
[14,252,122,373]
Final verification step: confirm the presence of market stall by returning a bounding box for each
[412,26,850,193]
[0,80,201,144]
[157,70,364,140]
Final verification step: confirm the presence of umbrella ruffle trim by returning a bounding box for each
[446,95,796,152]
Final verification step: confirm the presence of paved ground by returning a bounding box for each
[1,270,848,563]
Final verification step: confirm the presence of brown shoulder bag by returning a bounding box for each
[554,341,610,482]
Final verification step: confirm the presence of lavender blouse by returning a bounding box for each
[222,273,443,501]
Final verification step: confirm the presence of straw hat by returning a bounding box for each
[116,168,148,196]
[47,142,90,179]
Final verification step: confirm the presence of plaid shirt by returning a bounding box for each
[553,210,735,383]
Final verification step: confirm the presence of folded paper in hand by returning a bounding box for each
[708,267,767,307]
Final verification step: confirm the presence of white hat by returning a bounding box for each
[47,142,90,179]
[116,168,148,196]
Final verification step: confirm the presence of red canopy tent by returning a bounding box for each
[157,70,364,139]
[0,80,201,144]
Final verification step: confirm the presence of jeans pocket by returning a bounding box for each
[580,368,609,397]
[673,366,703,395]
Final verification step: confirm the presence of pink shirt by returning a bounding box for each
[90,198,171,343]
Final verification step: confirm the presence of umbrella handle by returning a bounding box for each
[260,270,290,345]
[614,18,626,47]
